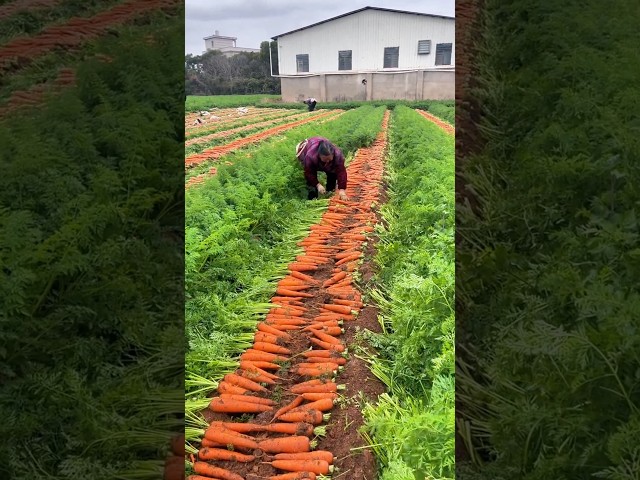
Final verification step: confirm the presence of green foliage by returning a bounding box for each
[0,12,184,480]
[363,106,455,479]
[186,94,282,111]
[457,1,640,478]
[254,99,455,112]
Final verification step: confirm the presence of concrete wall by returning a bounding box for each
[279,69,454,102]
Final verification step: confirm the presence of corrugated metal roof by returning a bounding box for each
[271,6,454,39]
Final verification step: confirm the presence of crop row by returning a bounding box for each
[186,108,301,137]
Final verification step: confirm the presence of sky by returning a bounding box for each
[185,0,455,56]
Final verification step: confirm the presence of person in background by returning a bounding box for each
[295,137,348,201]
[302,97,317,111]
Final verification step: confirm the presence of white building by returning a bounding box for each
[271,6,455,101]
[204,31,260,57]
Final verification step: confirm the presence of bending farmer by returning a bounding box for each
[302,97,317,111]
[295,137,348,201]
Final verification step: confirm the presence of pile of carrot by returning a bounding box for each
[187,111,391,480]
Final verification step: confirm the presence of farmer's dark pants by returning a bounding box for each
[307,173,337,200]
[308,101,317,112]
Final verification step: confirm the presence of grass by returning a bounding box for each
[186,94,282,111]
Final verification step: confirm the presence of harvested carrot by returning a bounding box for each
[187,476,221,480]
[200,438,225,448]
[208,397,273,414]
[322,271,346,287]
[262,422,314,436]
[269,308,305,316]
[240,368,277,384]
[293,367,335,377]
[274,451,335,464]
[301,392,338,401]
[277,287,314,298]
[198,447,255,462]
[269,459,332,475]
[253,342,291,355]
[322,304,353,315]
[241,350,285,362]
[288,397,335,413]
[192,462,244,480]
[266,317,307,326]
[209,421,265,433]
[254,331,282,344]
[278,409,324,424]
[277,284,311,291]
[290,271,318,283]
[290,383,340,394]
[311,330,342,345]
[268,473,316,480]
[217,381,248,395]
[288,262,317,272]
[258,322,292,339]
[267,324,301,331]
[223,373,268,393]
[219,394,275,406]
[305,356,346,365]
[309,326,343,336]
[203,426,258,450]
[333,298,363,308]
[239,360,281,371]
[272,395,304,421]
[289,378,323,388]
[309,337,345,352]
[258,435,310,453]
[295,362,340,371]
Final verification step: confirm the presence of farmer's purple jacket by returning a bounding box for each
[298,137,347,190]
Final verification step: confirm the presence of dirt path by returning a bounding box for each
[192,111,391,480]
[416,109,455,135]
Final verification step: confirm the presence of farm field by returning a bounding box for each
[185,99,455,479]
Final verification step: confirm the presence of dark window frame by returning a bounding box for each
[296,54,309,73]
[435,43,452,65]
[338,50,352,70]
[383,46,399,68]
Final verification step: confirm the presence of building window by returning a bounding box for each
[435,43,452,65]
[296,54,309,73]
[418,40,431,54]
[338,50,352,70]
[383,47,399,68]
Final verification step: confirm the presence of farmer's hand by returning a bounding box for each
[338,189,348,201]
[317,183,326,195]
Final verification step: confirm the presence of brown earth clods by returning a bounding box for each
[192,111,392,480]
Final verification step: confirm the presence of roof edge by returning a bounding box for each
[271,6,454,39]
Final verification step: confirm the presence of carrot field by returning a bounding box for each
[185,100,455,479]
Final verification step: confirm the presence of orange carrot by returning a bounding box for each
[192,462,244,480]
[188,475,223,480]
[266,324,301,331]
[288,262,317,272]
[290,383,339,394]
[295,362,340,371]
[208,397,273,414]
[301,392,338,401]
[223,373,268,393]
[288,397,335,413]
[322,304,353,315]
[198,447,255,462]
[304,356,346,365]
[254,331,282,344]
[309,326,343,336]
[268,472,316,480]
[218,394,275,406]
[277,287,314,298]
[270,307,305,316]
[311,330,342,345]
[239,360,281,371]
[253,342,292,355]
[258,435,310,453]
[258,322,292,339]
[335,249,359,260]
[289,378,324,388]
[241,350,286,362]
[333,299,363,308]
[240,368,277,384]
[217,381,248,395]
[278,409,324,424]
[209,421,265,433]
[202,427,258,450]
[272,395,304,421]
[291,271,318,284]
[266,317,307,326]
[309,338,344,352]
[294,367,334,377]
[200,438,226,448]
[277,284,312,291]
[322,271,346,287]
[274,451,335,464]
[269,459,331,475]
[262,422,314,436]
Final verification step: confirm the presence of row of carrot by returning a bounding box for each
[186,111,390,479]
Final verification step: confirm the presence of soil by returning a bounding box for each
[195,111,392,480]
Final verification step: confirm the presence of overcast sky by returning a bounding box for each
[185,0,455,56]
